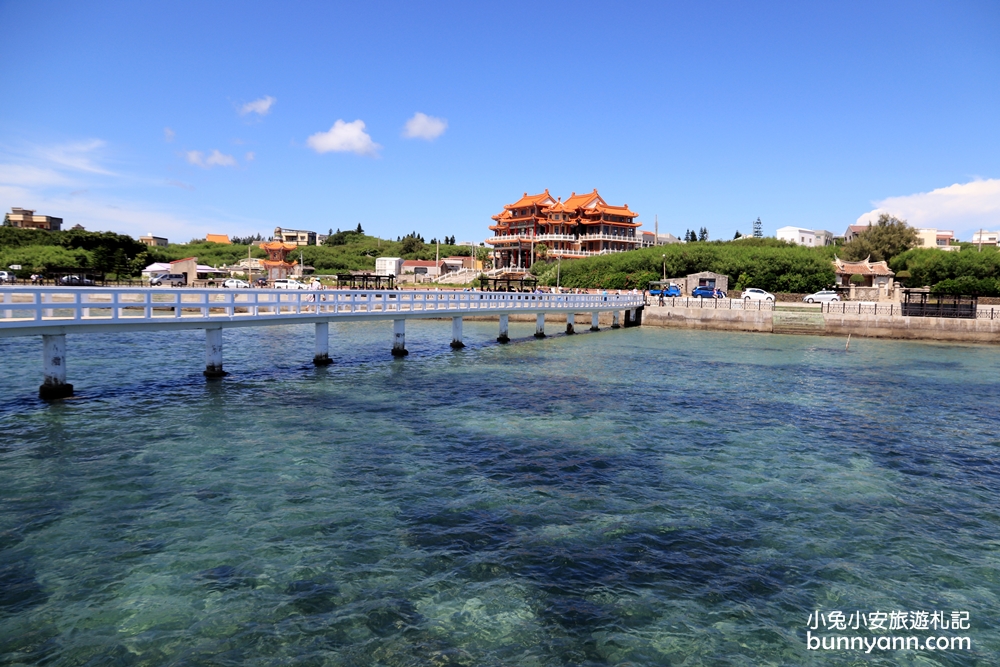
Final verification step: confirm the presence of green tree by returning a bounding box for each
[476,246,492,270]
[534,243,548,262]
[355,223,364,234]
[400,236,424,255]
[840,214,917,263]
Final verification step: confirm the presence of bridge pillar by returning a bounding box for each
[534,313,546,338]
[451,316,465,349]
[497,314,510,343]
[314,321,333,366]
[39,334,73,400]
[392,319,408,357]
[611,311,621,329]
[590,312,600,331]
[204,328,227,378]
[566,313,575,335]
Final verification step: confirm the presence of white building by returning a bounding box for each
[972,230,999,245]
[914,228,959,252]
[777,226,834,247]
[375,257,403,277]
[274,227,317,246]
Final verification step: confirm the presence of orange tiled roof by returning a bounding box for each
[594,203,637,217]
[206,234,231,244]
[563,189,605,210]
[259,241,298,251]
[505,189,555,210]
[833,256,894,276]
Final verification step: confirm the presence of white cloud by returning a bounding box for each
[306,120,380,156]
[164,127,175,142]
[0,164,74,187]
[36,139,115,175]
[856,178,1000,239]
[403,112,447,140]
[239,96,276,116]
[186,149,237,168]
[245,151,255,162]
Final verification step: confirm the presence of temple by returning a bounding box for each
[487,189,641,269]
[259,241,298,281]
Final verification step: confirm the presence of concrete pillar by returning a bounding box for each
[497,314,510,343]
[204,328,227,378]
[590,312,600,331]
[534,313,546,338]
[611,311,621,329]
[392,319,408,357]
[451,316,465,349]
[566,313,575,335]
[314,321,333,366]
[39,334,73,400]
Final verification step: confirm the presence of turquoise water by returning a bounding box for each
[1,321,999,666]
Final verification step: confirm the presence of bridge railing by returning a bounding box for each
[0,288,645,326]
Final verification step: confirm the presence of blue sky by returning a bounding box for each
[1,1,998,243]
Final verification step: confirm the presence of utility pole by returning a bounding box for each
[557,255,561,289]
[655,215,659,245]
[979,228,984,252]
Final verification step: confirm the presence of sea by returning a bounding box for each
[1,320,998,666]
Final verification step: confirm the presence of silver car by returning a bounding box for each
[222,278,249,288]
[742,288,774,301]
[803,290,841,303]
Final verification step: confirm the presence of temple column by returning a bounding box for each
[392,319,408,357]
[204,328,227,378]
[39,334,73,400]
[591,312,600,331]
[314,321,333,366]
[534,313,546,338]
[497,314,510,343]
[566,313,575,335]
[450,316,465,349]
[612,311,621,329]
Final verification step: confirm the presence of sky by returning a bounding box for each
[1,0,999,244]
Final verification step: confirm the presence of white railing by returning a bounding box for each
[0,287,645,335]
[578,233,639,243]
[649,297,776,311]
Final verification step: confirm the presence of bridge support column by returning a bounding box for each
[566,313,575,335]
[611,311,621,329]
[314,321,333,366]
[497,314,510,343]
[451,316,465,349]
[204,328,227,378]
[590,312,600,331]
[392,319,408,357]
[534,313,546,338]
[39,334,73,400]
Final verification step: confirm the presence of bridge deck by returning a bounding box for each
[0,287,644,337]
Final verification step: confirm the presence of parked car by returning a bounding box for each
[648,281,682,297]
[802,290,840,303]
[742,288,775,301]
[272,279,307,289]
[58,275,96,286]
[0,270,11,284]
[149,273,186,287]
[692,286,726,298]
[803,290,841,303]
[222,278,250,289]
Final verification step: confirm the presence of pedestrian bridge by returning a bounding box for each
[0,287,644,399]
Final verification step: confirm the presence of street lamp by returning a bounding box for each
[662,254,666,280]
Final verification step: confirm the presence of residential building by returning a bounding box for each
[972,230,1000,245]
[206,234,231,244]
[375,257,403,277]
[684,271,729,295]
[844,224,871,243]
[914,228,959,251]
[274,227,317,246]
[401,260,444,277]
[640,231,681,247]
[7,207,62,231]
[139,233,169,247]
[487,189,642,269]
[832,256,894,288]
[776,226,834,247]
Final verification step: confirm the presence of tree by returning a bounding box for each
[2,214,11,227]
[400,236,424,255]
[840,213,917,263]
[355,223,364,234]
[698,227,708,242]
[476,245,492,270]
[733,230,742,240]
[753,217,762,238]
[534,243,548,262]
[849,273,865,285]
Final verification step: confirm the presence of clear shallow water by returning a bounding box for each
[1,321,999,666]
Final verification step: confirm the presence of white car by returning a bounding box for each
[222,278,249,288]
[742,288,774,301]
[803,290,841,303]
[272,279,306,289]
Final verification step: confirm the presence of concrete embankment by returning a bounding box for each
[641,304,1000,344]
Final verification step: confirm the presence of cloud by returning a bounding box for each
[164,127,175,142]
[185,149,237,168]
[239,96,276,116]
[36,139,115,175]
[166,179,195,191]
[0,164,74,187]
[402,112,448,140]
[245,151,255,162]
[306,120,380,156]
[856,178,1000,239]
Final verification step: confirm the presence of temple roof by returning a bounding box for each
[259,241,298,251]
[833,256,894,276]
[594,203,637,218]
[506,189,556,210]
[563,189,605,210]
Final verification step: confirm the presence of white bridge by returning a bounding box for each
[0,287,645,399]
